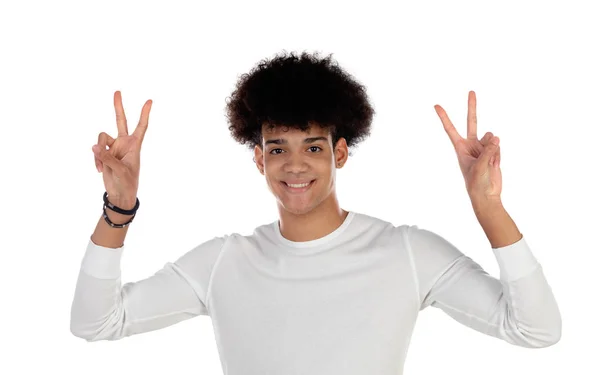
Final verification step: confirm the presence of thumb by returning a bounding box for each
[481,136,499,166]
[93,145,124,174]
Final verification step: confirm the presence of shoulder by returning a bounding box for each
[173,234,232,269]
[349,211,403,235]
[177,218,280,260]
[402,225,466,281]
[206,219,283,250]
[358,214,465,264]
[340,211,413,248]
[406,225,462,254]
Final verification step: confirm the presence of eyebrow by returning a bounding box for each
[264,136,328,146]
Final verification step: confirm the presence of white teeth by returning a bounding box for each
[287,182,310,188]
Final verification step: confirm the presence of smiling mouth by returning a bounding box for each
[281,179,315,193]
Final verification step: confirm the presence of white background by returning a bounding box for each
[1,0,598,374]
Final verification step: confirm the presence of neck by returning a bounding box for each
[277,195,348,242]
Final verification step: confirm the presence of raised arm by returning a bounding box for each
[415,91,561,347]
[71,91,226,341]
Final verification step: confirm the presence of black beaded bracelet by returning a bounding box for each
[102,205,136,228]
[103,192,140,215]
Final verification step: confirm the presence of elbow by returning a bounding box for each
[70,323,95,342]
[546,332,561,347]
[504,291,562,348]
[70,311,121,342]
[536,307,563,348]
[70,297,126,342]
[530,330,561,348]
[537,319,562,348]
[519,315,562,349]
[70,318,125,342]
[70,322,118,342]
[70,306,98,341]
[70,319,103,342]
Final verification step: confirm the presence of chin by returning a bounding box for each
[280,204,317,217]
[277,194,319,216]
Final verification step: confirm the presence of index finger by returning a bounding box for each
[114,91,128,136]
[467,90,477,140]
[132,99,153,142]
[434,104,462,148]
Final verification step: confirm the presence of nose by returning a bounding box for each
[284,153,309,173]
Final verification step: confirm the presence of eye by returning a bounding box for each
[308,146,322,152]
[269,148,284,155]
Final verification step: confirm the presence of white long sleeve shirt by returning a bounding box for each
[71,211,561,374]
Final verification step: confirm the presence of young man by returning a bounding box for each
[71,52,561,374]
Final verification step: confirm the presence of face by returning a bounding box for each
[254,123,348,216]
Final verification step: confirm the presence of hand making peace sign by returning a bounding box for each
[92,91,153,209]
[434,91,502,203]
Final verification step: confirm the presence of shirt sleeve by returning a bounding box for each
[406,224,561,348]
[70,235,228,342]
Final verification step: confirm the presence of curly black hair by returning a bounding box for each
[224,50,375,154]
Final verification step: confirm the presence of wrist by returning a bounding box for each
[106,194,137,211]
[104,208,135,225]
[470,194,502,210]
[101,191,139,227]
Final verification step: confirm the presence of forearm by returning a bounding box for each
[471,198,522,248]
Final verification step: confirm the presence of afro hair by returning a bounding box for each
[224,50,375,154]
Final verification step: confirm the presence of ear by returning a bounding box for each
[253,145,265,175]
[334,137,349,168]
